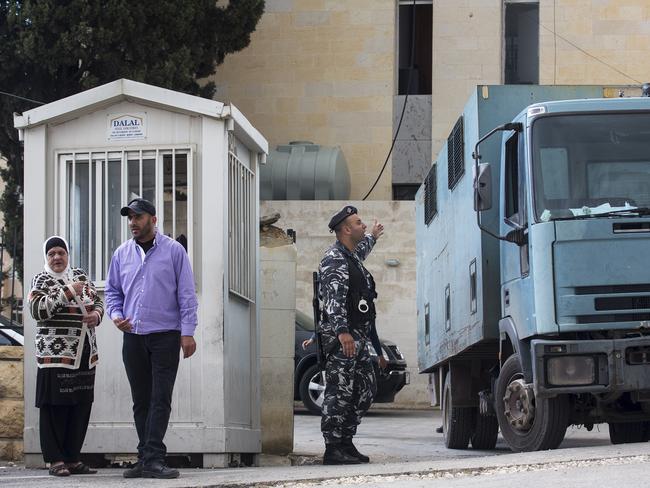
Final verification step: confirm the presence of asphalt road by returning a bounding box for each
[293,407,613,463]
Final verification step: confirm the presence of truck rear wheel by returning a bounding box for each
[608,422,650,444]
[442,371,473,449]
[471,412,499,450]
[495,354,569,452]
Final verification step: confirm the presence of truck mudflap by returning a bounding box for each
[531,336,650,398]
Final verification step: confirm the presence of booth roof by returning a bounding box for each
[13,78,268,155]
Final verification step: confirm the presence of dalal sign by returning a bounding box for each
[107,113,147,141]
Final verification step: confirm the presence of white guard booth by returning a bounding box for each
[14,79,267,467]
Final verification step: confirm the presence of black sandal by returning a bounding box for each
[49,464,70,477]
[67,462,97,475]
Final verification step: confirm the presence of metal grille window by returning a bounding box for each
[424,164,437,225]
[58,148,193,283]
[228,132,256,302]
[447,116,465,190]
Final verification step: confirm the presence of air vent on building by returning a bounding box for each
[447,116,464,190]
[424,164,437,225]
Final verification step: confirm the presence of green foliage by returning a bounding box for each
[0,0,265,280]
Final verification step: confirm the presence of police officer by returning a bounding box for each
[318,205,385,465]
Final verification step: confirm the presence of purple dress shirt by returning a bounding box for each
[105,232,198,336]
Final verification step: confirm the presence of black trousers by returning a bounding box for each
[122,330,180,464]
[39,402,92,463]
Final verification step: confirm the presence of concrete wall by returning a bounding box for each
[260,243,297,455]
[392,95,432,185]
[0,346,23,460]
[211,0,395,200]
[261,201,429,408]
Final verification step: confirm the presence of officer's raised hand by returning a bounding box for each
[338,332,356,357]
[371,220,384,240]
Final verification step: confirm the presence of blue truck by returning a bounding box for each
[416,85,650,452]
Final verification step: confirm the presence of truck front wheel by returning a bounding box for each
[495,354,569,452]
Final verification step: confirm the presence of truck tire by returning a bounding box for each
[608,422,649,444]
[495,354,569,452]
[471,412,499,450]
[299,364,325,416]
[442,371,473,449]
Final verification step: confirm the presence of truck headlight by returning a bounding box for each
[546,356,595,386]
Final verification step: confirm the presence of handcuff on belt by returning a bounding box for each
[358,298,369,313]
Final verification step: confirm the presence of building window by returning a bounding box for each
[398,0,432,95]
[447,116,464,190]
[393,183,420,201]
[424,164,437,225]
[504,1,539,84]
[228,132,256,302]
[58,148,192,283]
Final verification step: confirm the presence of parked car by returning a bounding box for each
[294,310,409,415]
[0,315,23,346]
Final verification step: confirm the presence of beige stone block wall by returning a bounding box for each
[260,244,297,454]
[539,0,650,86]
[261,201,430,408]
[0,346,23,460]
[431,0,502,157]
[211,0,395,200]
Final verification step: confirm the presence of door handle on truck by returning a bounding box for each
[504,289,510,308]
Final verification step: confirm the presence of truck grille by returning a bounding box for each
[576,285,650,295]
[595,296,650,311]
[577,313,650,324]
[568,284,650,325]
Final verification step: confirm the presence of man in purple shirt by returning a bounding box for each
[105,198,198,479]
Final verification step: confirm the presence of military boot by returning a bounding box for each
[323,444,362,465]
[341,438,369,463]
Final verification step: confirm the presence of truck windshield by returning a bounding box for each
[531,112,650,221]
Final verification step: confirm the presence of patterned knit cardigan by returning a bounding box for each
[28,268,104,369]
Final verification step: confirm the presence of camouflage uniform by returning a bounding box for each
[319,234,378,444]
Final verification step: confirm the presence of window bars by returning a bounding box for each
[59,148,192,282]
[447,116,465,190]
[228,132,256,302]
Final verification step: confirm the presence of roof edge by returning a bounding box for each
[13,79,226,129]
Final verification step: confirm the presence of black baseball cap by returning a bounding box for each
[120,198,156,217]
[328,205,358,232]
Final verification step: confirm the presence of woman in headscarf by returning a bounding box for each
[27,236,103,477]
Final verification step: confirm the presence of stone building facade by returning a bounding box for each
[212,0,650,200]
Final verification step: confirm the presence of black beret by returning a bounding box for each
[328,205,358,232]
[120,198,156,217]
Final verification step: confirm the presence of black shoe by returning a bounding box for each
[142,461,180,479]
[342,439,370,463]
[323,444,362,465]
[435,425,444,434]
[122,461,143,479]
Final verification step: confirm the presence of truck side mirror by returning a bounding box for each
[474,163,492,211]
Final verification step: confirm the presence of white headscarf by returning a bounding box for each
[43,235,74,282]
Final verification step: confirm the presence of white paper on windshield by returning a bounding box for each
[569,202,635,217]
